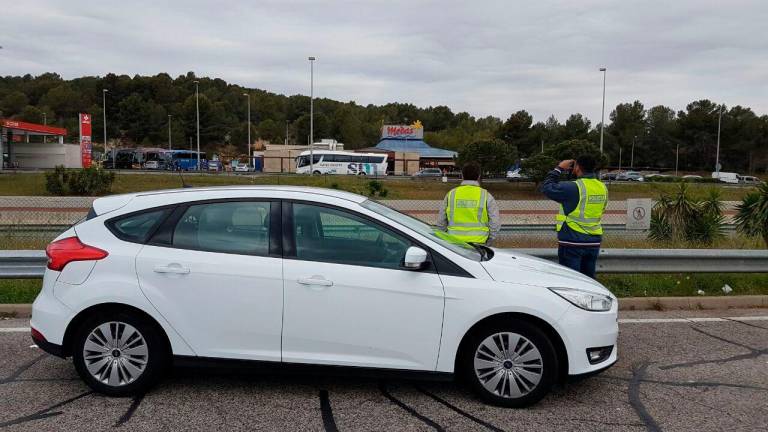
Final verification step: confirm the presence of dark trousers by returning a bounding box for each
[558,246,600,279]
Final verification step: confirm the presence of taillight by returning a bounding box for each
[45,237,108,271]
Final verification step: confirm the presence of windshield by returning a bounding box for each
[361,199,482,261]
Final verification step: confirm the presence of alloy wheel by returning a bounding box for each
[83,322,149,387]
[473,332,543,399]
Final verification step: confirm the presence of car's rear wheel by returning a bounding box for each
[72,312,169,396]
[459,321,557,408]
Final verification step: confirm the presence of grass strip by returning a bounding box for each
[2,273,768,304]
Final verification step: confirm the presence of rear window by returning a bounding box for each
[107,209,171,243]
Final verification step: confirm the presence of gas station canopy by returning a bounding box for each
[1,119,67,138]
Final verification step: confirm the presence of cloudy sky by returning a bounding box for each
[3,0,767,123]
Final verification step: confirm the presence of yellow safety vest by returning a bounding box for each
[445,185,490,243]
[556,178,608,235]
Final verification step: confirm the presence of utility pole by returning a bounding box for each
[675,142,680,177]
[103,89,111,168]
[194,80,200,171]
[631,135,636,169]
[285,120,289,145]
[243,93,251,168]
[599,67,607,154]
[308,56,316,174]
[715,104,723,175]
[618,146,622,173]
[168,115,172,150]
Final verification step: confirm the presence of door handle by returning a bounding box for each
[153,264,190,274]
[297,276,333,287]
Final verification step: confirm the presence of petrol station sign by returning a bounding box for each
[79,113,92,168]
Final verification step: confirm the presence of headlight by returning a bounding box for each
[549,287,613,312]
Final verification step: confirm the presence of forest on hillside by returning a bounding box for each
[1,72,767,173]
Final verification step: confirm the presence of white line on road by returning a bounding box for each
[619,316,768,324]
[0,327,30,333]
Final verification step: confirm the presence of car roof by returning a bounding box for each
[134,185,367,202]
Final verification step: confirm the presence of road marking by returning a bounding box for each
[619,316,768,324]
[0,327,30,333]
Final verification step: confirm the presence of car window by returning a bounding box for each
[292,203,411,269]
[108,209,170,243]
[172,201,270,255]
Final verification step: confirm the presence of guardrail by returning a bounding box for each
[0,251,47,278]
[2,249,768,279]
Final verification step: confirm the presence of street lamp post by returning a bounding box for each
[675,142,680,177]
[103,89,111,168]
[631,135,636,169]
[42,112,47,144]
[715,104,723,175]
[618,146,622,173]
[308,56,316,174]
[168,115,172,150]
[599,67,607,154]
[194,81,200,172]
[243,93,251,168]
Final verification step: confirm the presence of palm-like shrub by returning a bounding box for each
[648,184,724,245]
[734,182,768,248]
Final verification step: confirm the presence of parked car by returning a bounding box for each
[599,172,619,181]
[234,164,250,172]
[616,171,644,182]
[682,175,702,181]
[738,175,762,185]
[32,186,617,407]
[207,160,222,172]
[506,168,529,182]
[412,168,443,179]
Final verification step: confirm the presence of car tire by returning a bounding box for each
[313,170,321,175]
[458,320,558,408]
[72,312,170,397]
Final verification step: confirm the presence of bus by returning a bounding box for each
[295,150,388,175]
[168,150,208,171]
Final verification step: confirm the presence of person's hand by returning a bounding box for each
[558,159,575,170]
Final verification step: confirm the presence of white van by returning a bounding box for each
[711,172,739,184]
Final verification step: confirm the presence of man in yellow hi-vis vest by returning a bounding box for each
[542,155,607,278]
[437,162,501,245]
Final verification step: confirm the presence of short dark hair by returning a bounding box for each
[461,162,481,180]
[576,154,597,173]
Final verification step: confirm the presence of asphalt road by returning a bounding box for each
[1,309,767,431]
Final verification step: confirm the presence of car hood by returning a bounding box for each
[481,249,611,295]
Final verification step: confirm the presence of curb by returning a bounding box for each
[2,296,768,317]
[618,295,768,311]
[0,304,32,317]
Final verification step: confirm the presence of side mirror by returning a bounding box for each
[403,246,428,270]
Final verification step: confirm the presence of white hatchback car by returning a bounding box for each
[32,186,617,407]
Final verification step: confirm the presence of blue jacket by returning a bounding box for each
[541,168,603,246]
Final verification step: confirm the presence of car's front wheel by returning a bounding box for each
[72,312,169,397]
[459,321,557,408]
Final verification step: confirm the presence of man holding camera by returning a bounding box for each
[541,155,607,278]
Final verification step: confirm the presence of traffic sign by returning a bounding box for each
[626,198,652,230]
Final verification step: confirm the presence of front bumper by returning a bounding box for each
[557,304,619,376]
